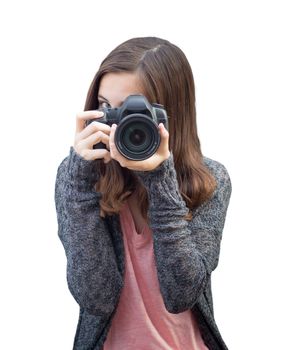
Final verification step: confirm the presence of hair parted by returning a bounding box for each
[84,36,217,219]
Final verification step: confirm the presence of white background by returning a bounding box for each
[0,0,290,349]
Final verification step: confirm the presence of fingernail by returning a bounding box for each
[95,111,104,117]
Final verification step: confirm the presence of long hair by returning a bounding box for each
[84,37,217,219]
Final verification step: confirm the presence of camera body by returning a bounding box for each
[86,94,168,161]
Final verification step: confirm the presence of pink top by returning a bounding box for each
[103,200,209,350]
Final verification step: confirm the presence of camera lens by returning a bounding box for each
[123,122,152,151]
[115,114,160,161]
[129,128,146,146]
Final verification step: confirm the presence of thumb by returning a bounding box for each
[158,123,170,157]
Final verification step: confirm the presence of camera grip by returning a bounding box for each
[93,142,107,150]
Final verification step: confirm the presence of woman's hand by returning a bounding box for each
[73,111,112,163]
[109,123,170,171]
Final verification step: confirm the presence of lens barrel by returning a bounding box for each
[114,114,160,161]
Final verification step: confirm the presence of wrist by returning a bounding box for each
[68,146,101,187]
[133,152,174,181]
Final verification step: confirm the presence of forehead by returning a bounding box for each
[98,72,144,106]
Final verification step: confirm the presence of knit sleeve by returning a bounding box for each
[54,147,123,316]
[133,154,232,313]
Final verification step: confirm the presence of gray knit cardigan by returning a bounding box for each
[55,147,232,350]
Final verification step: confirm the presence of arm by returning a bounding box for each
[134,154,232,314]
[55,147,123,316]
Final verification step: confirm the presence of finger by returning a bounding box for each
[76,121,111,141]
[83,130,110,149]
[79,148,111,161]
[109,124,121,160]
[158,123,170,156]
[109,124,118,156]
[103,152,112,163]
[75,111,104,133]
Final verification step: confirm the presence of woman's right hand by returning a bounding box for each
[73,111,112,163]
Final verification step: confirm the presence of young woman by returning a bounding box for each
[55,37,232,350]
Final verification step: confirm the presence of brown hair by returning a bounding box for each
[84,37,217,219]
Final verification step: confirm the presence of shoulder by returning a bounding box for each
[190,156,232,231]
[201,156,232,206]
[202,155,232,187]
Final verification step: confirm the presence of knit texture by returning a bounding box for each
[55,147,232,350]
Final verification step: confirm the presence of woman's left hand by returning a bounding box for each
[109,123,170,171]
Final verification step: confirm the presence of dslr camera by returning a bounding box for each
[86,94,168,161]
